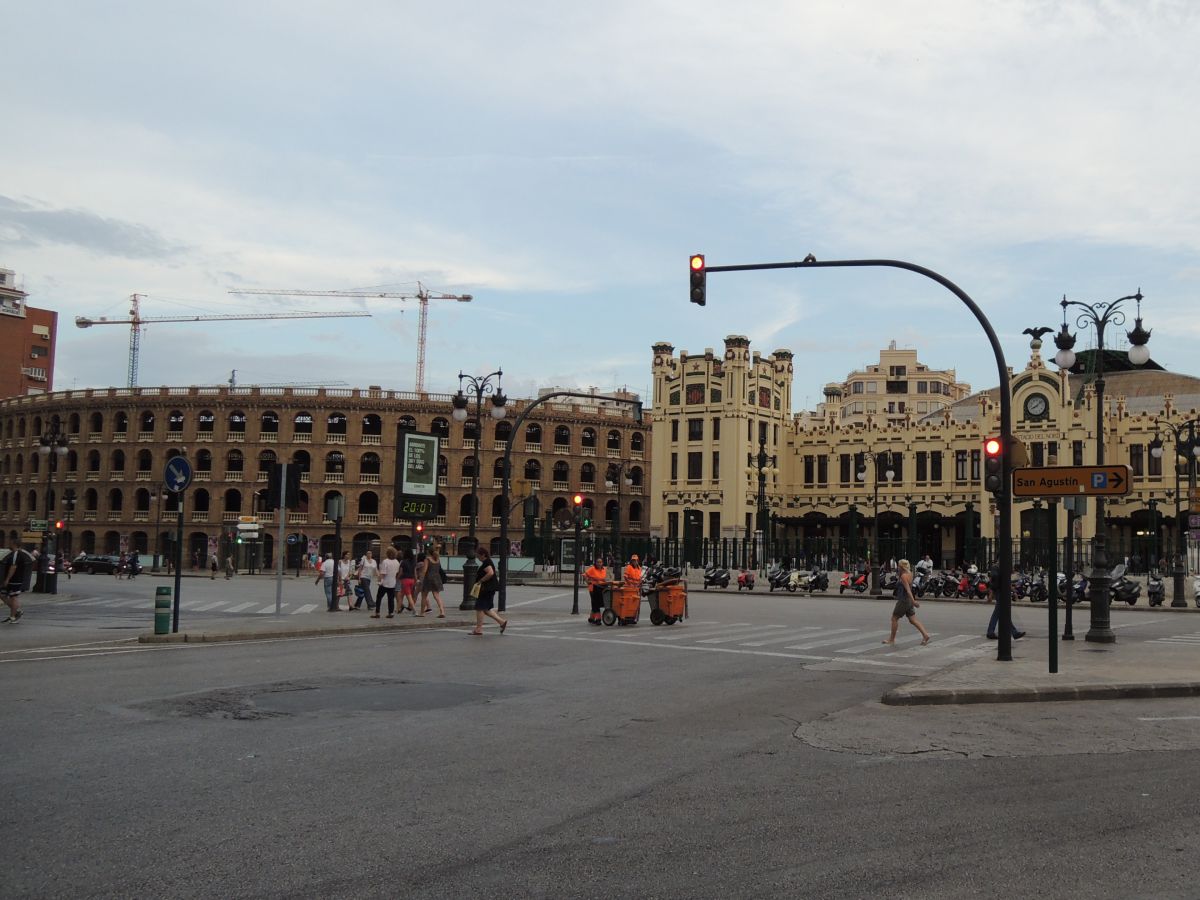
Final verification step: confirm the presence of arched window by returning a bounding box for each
[30,453,40,476]
[491,495,506,518]
[68,412,81,435]
[581,428,597,449]
[136,449,152,474]
[631,431,645,453]
[135,488,152,512]
[554,425,570,448]
[257,450,276,475]
[362,413,383,437]
[227,449,244,473]
[492,457,506,479]
[525,423,542,446]
[17,418,26,438]
[139,410,155,433]
[86,450,101,473]
[223,489,242,514]
[398,415,416,429]
[228,410,247,434]
[260,411,279,434]
[167,410,184,433]
[84,488,98,511]
[629,466,644,487]
[463,418,478,443]
[431,417,450,438]
[89,412,104,434]
[114,410,128,433]
[198,410,215,433]
[360,452,381,476]
[108,488,124,512]
[605,499,619,524]
[524,459,541,483]
[324,451,345,475]
[459,495,478,517]
[358,491,379,516]
[193,488,210,513]
[196,449,213,473]
[438,455,448,479]
[552,461,569,484]
[326,412,347,437]
[293,412,313,436]
[66,449,78,473]
[495,421,513,445]
[435,493,447,517]
[552,496,568,519]
[291,450,311,473]
[12,490,20,512]
[460,457,477,479]
[607,430,622,451]
[580,463,596,485]
[629,501,643,525]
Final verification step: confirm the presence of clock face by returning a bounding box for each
[1025,393,1049,419]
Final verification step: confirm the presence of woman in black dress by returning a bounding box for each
[470,546,508,636]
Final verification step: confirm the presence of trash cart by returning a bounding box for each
[647,581,687,625]
[602,585,641,626]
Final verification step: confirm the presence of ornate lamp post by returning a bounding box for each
[1052,290,1152,641]
[605,461,633,555]
[1150,417,1200,607]
[37,418,70,594]
[745,438,778,568]
[856,450,894,593]
[150,486,165,572]
[451,369,506,608]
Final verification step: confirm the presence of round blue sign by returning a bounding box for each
[164,456,193,493]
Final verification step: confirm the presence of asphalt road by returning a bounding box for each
[3,579,1198,899]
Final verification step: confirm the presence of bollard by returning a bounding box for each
[154,586,172,635]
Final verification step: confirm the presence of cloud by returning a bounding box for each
[0,195,186,260]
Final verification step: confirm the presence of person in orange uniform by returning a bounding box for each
[583,556,610,625]
[623,554,643,590]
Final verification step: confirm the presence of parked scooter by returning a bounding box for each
[737,568,756,591]
[839,570,868,594]
[786,569,812,592]
[1109,564,1140,605]
[1147,571,1165,607]
[767,566,793,592]
[702,564,731,590]
[804,570,830,593]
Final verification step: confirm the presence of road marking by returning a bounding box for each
[1138,716,1200,722]
[224,602,258,613]
[836,632,929,655]
[739,627,824,647]
[0,637,138,655]
[255,603,286,614]
[651,623,757,642]
[891,633,977,656]
[188,601,228,611]
[292,604,318,614]
[785,629,860,650]
[506,591,575,607]
[696,625,789,645]
[0,648,162,663]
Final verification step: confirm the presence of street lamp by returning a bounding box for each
[37,418,70,594]
[604,461,633,555]
[1150,417,1200,607]
[451,368,506,608]
[856,450,894,593]
[1053,290,1152,641]
[745,438,778,568]
[150,486,164,572]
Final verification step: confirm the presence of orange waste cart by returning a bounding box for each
[602,585,642,626]
[647,581,687,625]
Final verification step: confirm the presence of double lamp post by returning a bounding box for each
[856,449,894,594]
[37,418,70,594]
[1150,418,1200,608]
[745,439,777,566]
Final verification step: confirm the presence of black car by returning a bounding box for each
[77,554,122,575]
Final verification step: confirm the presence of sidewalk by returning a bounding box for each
[883,632,1200,706]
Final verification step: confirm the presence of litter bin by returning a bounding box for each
[647,581,687,626]
[154,586,172,635]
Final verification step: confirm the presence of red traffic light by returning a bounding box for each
[54,520,65,531]
[690,254,705,271]
[984,437,1002,456]
[415,522,424,532]
[572,493,584,506]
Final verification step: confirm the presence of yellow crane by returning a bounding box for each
[75,293,371,388]
[227,284,473,392]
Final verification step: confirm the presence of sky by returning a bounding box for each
[3,0,1198,409]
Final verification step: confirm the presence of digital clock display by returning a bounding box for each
[396,496,435,520]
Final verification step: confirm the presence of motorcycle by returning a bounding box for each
[1109,564,1140,606]
[767,566,792,592]
[786,569,812,592]
[702,564,730,590]
[1146,571,1165,607]
[737,568,756,591]
[805,570,829,593]
[839,570,868,594]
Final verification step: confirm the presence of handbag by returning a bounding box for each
[469,581,482,599]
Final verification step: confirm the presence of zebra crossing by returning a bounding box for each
[503,619,996,675]
[66,595,321,616]
[1146,632,1200,646]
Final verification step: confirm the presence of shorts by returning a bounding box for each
[2,580,21,597]
[400,578,415,596]
[892,598,916,619]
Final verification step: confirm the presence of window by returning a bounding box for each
[671,420,679,442]
[852,382,864,394]
[687,452,702,480]
[1073,440,1085,466]
[759,422,768,445]
[817,456,828,485]
[1148,443,1162,476]
[30,345,48,358]
[930,451,942,483]
[917,381,928,394]
[889,365,907,377]
[712,417,720,440]
[1130,444,1143,476]
[866,382,878,393]
[970,449,981,481]
[670,453,678,480]
[840,453,852,484]
[709,511,721,540]
[803,455,815,485]
[1031,441,1045,467]
[916,451,928,482]
[688,419,703,441]
[1047,441,1058,465]
[668,512,679,539]
[955,450,968,481]
[890,453,903,483]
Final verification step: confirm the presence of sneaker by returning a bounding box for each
[13,609,21,621]
[1013,630,1026,640]
[986,633,998,639]
[2,616,12,624]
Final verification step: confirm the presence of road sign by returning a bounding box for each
[1012,465,1132,498]
[21,531,42,544]
[27,518,47,532]
[1189,515,1200,529]
[286,533,300,545]
[1191,489,1200,514]
[238,515,259,524]
[1191,529,1200,542]
[163,456,193,493]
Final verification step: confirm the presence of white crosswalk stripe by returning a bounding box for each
[784,629,860,650]
[890,633,977,657]
[1148,633,1200,644]
[291,604,319,615]
[696,625,790,645]
[224,602,258,613]
[739,627,824,647]
[836,632,928,654]
[189,601,228,612]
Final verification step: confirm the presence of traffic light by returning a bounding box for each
[572,493,584,525]
[415,522,424,534]
[54,520,65,532]
[581,507,592,529]
[983,436,1005,495]
[689,254,706,306]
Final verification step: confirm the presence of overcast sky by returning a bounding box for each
[3,0,1197,408]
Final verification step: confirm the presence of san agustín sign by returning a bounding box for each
[1012,465,1133,498]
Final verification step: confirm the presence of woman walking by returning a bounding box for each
[398,548,418,614]
[373,547,400,619]
[883,558,931,646]
[419,548,446,618]
[470,546,507,636]
[338,550,353,611]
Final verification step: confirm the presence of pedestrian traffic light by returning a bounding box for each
[983,436,1005,495]
[689,254,706,306]
[581,507,592,529]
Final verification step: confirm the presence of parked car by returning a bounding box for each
[78,554,122,575]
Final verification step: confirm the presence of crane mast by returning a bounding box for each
[75,294,370,388]
[227,284,473,392]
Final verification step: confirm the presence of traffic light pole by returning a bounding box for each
[702,255,1015,661]
[572,509,582,615]
[275,462,286,615]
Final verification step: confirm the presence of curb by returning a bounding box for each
[881,681,1200,706]
[137,618,468,645]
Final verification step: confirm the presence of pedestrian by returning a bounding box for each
[545,550,558,585]
[398,548,419,614]
[584,555,610,625]
[210,553,218,579]
[883,559,931,646]
[419,547,445,617]
[623,553,643,592]
[192,550,199,571]
[224,555,235,580]
[315,553,337,611]
[355,549,378,611]
[338,551,353,606]
[469,546,507,635]
[986,561,1025,640]
[373,547,400,619]
[2,539,35,624]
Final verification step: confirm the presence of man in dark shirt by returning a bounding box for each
[2,539,35,623]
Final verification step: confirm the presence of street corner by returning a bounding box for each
[135,615,471,645]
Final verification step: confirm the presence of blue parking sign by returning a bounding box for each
[1090,473,1107,489]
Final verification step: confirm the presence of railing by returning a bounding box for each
[133,512,149,522]
[607,449,620,458]
[222,513,240,523]
[135,472,152,481]
[631,452,644,461]
[428,516,447,526]
[88,432,102,442]
[327,434,346,444]
[194,472,212,481]
[362,434,382,445]
[359,514,379,525]
[493,441,508,451]
[226,472,244,482]
[553,444,570,454]
[287,513,305,523]
[492,477,504,488]
[437,476,448,486]
[293,433,312,443]
[138,431,154,442]
[459,515,473,527]
[259,432,278,443]
[107,512,122,521]
[190,511,208,523]
[325,472,344,484]
[257,471,269,482]
[228,433,245,443]
[113,431,127,442]
[82,511,97,521]
[525,443,542,452]
[552,480,569,491]
[491,516,503,527]
[299,472,310,482]
[86,472,100,481]
[196,432,214,442]
[361,473,380,484]
[460,477,475,488]
[582,447,596,456]
[463,439,477,450]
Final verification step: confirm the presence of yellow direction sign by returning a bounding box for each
[1012,465,1132,498]
[21,531,43,544]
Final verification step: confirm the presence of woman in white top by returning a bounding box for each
[338,551,353,610]
[374,547,401,618]
[355,550,379,611]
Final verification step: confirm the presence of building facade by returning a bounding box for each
[652,334,1200,570]
[0,386,649,566]
[0,268,57,398]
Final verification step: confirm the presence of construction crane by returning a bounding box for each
[227,283,472,392]
[75,293,371,388]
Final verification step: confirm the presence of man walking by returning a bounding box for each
[2,539,36,624]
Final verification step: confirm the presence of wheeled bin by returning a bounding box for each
[601,585,641,626]
[647,581,687,625]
